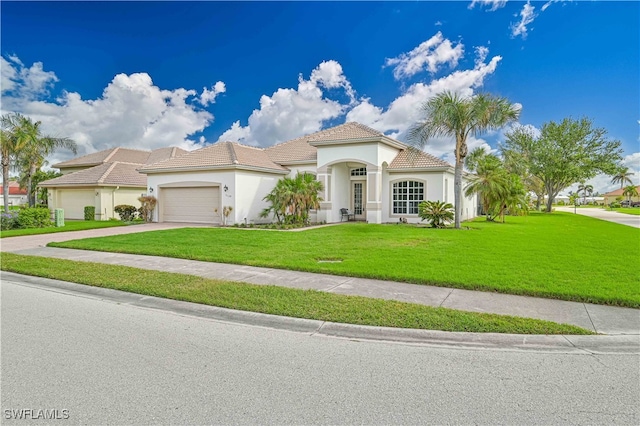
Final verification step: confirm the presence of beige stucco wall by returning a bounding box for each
[47,186,146,220]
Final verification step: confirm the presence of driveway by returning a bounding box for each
[0,222,211,252]
[555,207,640,228]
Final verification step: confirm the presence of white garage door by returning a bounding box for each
[161,187,220,224]
[59,189,95,220]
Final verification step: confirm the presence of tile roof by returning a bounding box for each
[264,122,383,164]
[39,162,147,187]
[53,147,151,168]
[139,142,287,173]
[146,147,188,165]
[603,185,640,197]
[388,148,452,169]
[0,181,28,195]
[306,122,383,142]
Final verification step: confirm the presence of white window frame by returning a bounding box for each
[391,180,425,215]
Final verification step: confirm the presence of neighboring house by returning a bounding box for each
[603,185,640,205]
[0,181,28,206]
[39,147,186,220]
[138,122,477,225]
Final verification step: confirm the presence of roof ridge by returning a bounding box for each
[97,162,117,183]
[102,147,119,163]
[226,142,239,164]
[170,147,177,158]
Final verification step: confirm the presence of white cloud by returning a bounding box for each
[510,1,537,39]
[200,81,226,106]
[469,0,508,12]
[216,60,353,146]
[1,55,58,100]
[1,55,219,164]
[385,32,464,79]
[541,0,568,12]
[347,48,503,144]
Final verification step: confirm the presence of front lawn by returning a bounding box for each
[0,253,592,335]
[610,208,640,216]
[50,212,640,308]
[0,220,128,238]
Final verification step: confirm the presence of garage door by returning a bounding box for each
[161,187,220,224]
[59,189,95,220]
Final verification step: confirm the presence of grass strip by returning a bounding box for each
[1,220,128,238]
[609,208,640,216]
[50,212,640,308]
[0,253,592,335]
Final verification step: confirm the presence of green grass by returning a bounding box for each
[0,220,130,238]
[0,253,592,335]
[50,212,640,308]
[610,208,640,216]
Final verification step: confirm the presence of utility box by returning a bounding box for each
[55,208,65,227]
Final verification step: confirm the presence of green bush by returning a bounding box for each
[418,200,454,228]
[17,207,52,229]
[84,206,95,221]
[557,200,566,206]
[1,211,20,230]
[114,204,137,221]
[610,202,621,208]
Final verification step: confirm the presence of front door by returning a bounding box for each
[352,181,366,220]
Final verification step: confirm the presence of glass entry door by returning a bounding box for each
[352,181,366,220]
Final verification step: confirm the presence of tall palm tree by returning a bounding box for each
[611,166,634,189]
[410,91,520,228]
[1,113,30,213]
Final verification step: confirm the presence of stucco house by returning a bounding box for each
[40,147,186,220]
[603,185,640,205]
[0,180,28,206]
[138,122,477,225]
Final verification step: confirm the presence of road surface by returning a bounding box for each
[2,277,638,425]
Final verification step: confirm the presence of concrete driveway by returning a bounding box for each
[555,207,640,228]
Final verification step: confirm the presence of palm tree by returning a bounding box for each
[410,91,520,228]
[611,166,634,189]
[1,113,76,210]
[418,200,454,228]
[463,147,509,221]
[622,185,639,204]
[577,183,593,205]
[261,172,323,225]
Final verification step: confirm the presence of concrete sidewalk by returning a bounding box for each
[555,206,640,228]
[4,240,639,335]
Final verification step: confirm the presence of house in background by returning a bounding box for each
[138,122,477,225]
[39,147,186,220]
[0,181,28,206]
[603,185,640,205]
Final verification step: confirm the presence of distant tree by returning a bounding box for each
[610,166,634,189]
[622,185,639,204]
[19,169,62,205]
[409,91,520,228]
[577,183,593,205]
[503,118,622,213]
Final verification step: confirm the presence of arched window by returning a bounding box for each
[350,168,367,176]
[392,181,424,214]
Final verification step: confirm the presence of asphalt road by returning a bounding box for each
[2,279,639,425]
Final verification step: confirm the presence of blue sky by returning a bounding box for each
[1,1,638,193]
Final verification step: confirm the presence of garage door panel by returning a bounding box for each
[59,190,95,220]
[161,187,220,224]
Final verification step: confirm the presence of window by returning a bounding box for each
[392,181,424,214]
[350,168,367,176]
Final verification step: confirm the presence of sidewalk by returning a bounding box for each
[555,206,640,228]
[2,224,638,335]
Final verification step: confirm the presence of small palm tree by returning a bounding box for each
[410,91,520,229]
[418,200,454,228]
[577,183,593,205]
[611,167,634,189]
[261,173,323,225]
[622,185,639,204]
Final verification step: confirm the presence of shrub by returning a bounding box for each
[418,200,454,228]
[610,202,621,208]
[84,206,95,221]
[114,204,137,222]
[17,207,52,229]
[1,211,19,230]
[557,200,565,206]
[138,196,157,223]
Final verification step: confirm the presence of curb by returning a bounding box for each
[2,271,639,354]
